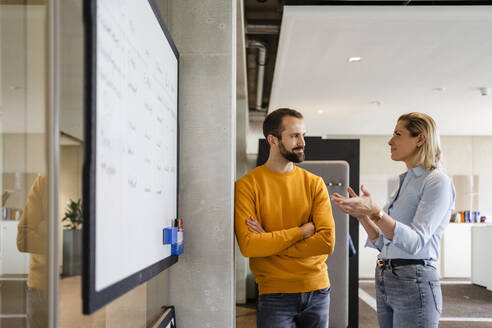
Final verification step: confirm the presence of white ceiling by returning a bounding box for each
[269,6,492,136]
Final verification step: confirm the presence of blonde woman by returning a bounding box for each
[331,113,455,327]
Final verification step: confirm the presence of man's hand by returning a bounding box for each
[300,222,315,239]
[246,216,266,233]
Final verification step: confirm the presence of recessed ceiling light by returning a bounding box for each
[317,109,324,114]
[348,57,362,62]
[370,100,382,106]
[479,87,489,96]
[434,87,446,92]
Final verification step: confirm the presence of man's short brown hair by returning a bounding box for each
[262,108,303,139]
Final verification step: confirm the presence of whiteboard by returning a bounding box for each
[83,0,179,314]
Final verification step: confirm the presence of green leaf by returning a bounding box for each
[62,198,83,230]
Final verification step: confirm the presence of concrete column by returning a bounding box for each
[157,1,236,327]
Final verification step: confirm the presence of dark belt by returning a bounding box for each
[377,258,425,268]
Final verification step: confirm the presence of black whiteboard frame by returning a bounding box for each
[82,0,180,314]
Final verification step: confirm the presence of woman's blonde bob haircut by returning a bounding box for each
[398,112,441,170]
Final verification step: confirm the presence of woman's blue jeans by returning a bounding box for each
[257,287,330,328]
[375,262,442,328]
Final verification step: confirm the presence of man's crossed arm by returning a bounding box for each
[234,176,335,258]
[244,215,334,258]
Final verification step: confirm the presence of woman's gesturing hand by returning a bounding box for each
[330,185,379,218]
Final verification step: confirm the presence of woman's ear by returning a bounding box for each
[417,133,426,147]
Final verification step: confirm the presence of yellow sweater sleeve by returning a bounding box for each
[17,175,47,255]
[235,178,304,258]
[278,177,335,257]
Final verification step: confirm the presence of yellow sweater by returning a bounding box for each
[235,165,335,295]
[17,175,47,291]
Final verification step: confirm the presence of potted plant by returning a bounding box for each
[62,199,83,276]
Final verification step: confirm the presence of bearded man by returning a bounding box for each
[235,108,336,328]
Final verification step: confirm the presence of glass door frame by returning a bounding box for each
[47,0,60,326]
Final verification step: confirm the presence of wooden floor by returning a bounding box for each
[236,299,376,328]
[237,281,492,328]
[236,302,257,328]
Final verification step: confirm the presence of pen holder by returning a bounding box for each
[171,230,184,255]
[163,227,178,244]
[163,227,184,255]
[171,242,184,255]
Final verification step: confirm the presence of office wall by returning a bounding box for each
[60,0,84,141]
[1,133,45,210]
[2,133,46,174]
[247,120,263,155]
[0,5,45,136]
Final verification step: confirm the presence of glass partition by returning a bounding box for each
[1,3,49,327]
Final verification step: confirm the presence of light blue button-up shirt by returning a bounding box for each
[366,166,456,261]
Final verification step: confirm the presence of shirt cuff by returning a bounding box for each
[391,220,404,246]
[365,234,384,251]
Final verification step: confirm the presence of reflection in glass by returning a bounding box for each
[1,3,49,328]
[17,176,48,327]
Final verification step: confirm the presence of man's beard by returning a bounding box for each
[279,141,305,163]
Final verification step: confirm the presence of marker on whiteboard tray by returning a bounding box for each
[174,218,183,232]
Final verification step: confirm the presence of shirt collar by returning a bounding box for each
[409,165,426,177]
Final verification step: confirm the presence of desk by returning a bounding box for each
[1,221,29,274]
[471,224,492,290]
[440,223,475,278]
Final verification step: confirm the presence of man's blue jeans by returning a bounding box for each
[257,287,330,328]
[375,263,442,328]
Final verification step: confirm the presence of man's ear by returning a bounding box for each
[267,134,278,147]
